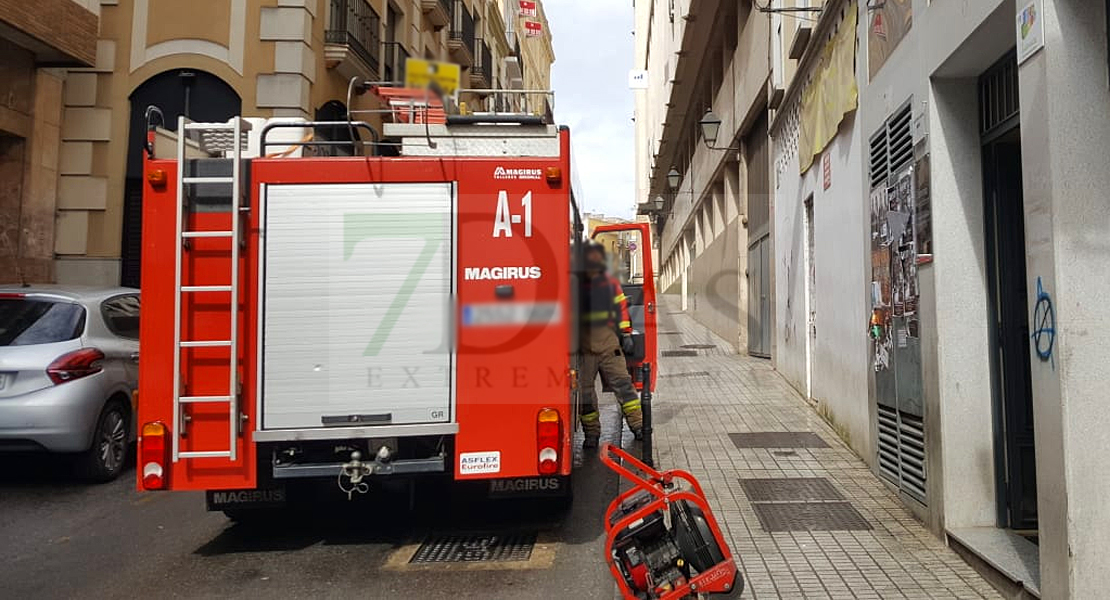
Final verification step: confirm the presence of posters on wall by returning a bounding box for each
[869,165,920,371]
[870,186,893,371]
[868,0,913,79]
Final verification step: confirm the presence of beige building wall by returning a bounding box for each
[0,0,98,284]
[42,0,553,286]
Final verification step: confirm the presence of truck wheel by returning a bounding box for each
[77,400,129,483]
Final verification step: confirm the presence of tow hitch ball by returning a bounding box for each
[337,446,393,500]
[338,451,372,500]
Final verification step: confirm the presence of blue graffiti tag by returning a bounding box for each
[1031,276,1055,370]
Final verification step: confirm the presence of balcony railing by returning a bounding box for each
[382,41,410,84]
[450,0,475,48]
[470,38,492,86]
[326,0,382,75]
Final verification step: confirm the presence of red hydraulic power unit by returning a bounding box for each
[601,443,743,599]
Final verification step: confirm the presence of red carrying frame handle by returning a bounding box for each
[599,443,740,599]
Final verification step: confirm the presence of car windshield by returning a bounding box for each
[0,298,86,346]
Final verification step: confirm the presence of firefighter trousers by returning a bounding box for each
[578,347,643,438]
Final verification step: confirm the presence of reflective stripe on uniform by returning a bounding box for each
[580,411,600,423]
[613,293,627,304]
[618,320,631,329]
[621,399,641,413]
[583,310,611,322]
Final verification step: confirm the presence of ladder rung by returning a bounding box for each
[180,395,233,403]
[183,176,235,184]
[183,230,234,239]
[178,451,233,459]
[180,340,232,348]
[182,285,233,293]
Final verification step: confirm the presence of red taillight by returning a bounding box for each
[538,408,562,475]
[140,422,168,490]
[46,348,105,385]
[0,293,26,299]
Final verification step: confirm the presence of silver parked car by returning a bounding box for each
[0,286,140,481]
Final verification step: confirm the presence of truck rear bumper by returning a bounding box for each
[253,422,458,443]
[272,456,445,479]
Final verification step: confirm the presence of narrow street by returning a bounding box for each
[0,439,622,599]
[0,296,999,599]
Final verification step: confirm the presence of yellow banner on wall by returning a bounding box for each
[799,1,859,174]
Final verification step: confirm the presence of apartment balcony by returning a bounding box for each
[382,41,410,85]
[503,54,524,89]
[324,0,382,82]
[420,0,452,30]
[469,38,493,88]
[448,0,475,67]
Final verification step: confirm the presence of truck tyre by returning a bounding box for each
[77,400,130,483]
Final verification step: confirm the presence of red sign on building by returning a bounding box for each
[519,0,537,17]
[523,20,543,37]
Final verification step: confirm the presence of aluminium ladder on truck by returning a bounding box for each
[171,117,249,462]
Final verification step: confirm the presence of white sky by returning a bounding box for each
[545,0,636,220]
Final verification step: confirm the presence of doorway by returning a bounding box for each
[803,195,815,398]
[121,70,240,288]
[745,114,771,358]
[980,53,1037,532]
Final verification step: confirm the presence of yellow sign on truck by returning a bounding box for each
[404,58,462,97]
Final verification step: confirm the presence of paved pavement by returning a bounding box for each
[648,295,1000,599]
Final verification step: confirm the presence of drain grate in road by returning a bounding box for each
[728,431,830,449]
[661,371,711,379]
[661,350,698,357]
[410,532,537,564]
[739,477,845,503]
[658,331,682,335]
[750,502,872,532]
[680,344,717,350]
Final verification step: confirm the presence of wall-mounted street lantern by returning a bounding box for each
[667,167,681,191]
[698,109,741,151]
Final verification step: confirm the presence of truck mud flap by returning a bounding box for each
[486,476,570,499]
[205,487,287,511]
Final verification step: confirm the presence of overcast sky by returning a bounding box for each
[545,0,636,220]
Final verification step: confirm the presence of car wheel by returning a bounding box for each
[78,401,129,482]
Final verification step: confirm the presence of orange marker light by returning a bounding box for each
[545,166,562,184]
[147,169,168,188]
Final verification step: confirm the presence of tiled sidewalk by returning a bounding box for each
[646,296,999,600]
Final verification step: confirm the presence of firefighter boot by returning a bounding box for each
[581,411,601,449]
[622,399,644,440]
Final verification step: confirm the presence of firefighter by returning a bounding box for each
[578,240,643,449]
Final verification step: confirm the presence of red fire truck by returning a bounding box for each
[135,87,657,515]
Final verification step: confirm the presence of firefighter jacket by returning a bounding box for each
[580,271,632,354]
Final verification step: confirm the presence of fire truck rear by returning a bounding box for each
[134,86,656,515]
